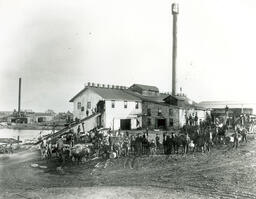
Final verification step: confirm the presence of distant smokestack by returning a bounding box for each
[172,3,179,96]
[18,78,21,116]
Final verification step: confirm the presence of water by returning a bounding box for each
[0,128,51,143]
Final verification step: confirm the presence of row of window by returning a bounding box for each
[147,118,174,127]
[78,102,175,115]
[147,108,173,116]
[78,101,140,110]
[111,100,139,109]
[77,102,91,110]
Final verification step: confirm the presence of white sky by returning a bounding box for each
[0,0,255,112]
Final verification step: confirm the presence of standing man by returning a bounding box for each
[241,126,247,143]
[155,134,160,151]
[194,113,198,126]
[76,125,81,143]
[189,114,193,126]
[134,134,142,157]
[185,113,188,125]
[234,125,239,149]
[77,125,81,134]
[47,138,52,159]
[163,133,167,155]
[56,137,64,158]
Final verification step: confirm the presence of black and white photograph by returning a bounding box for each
[1,0,256,198]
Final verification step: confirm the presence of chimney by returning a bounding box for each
[112,85,115,89]
[172,3,179,96]
[18,78,21,116]
[92,82,95,87]
[102,84,105,88]
[97,83,100,87]
[87,82,91,86]
[107,84,110,88]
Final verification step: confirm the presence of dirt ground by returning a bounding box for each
[1,136,256,199]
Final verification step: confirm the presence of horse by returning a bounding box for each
[172,133,190,154]
[240,127,248,143]
[165,135,174,155]
[71,144,91,164]
[193,131,206,153]
[149,140,156,155]
[216,124,228,144]
[121,136,130,157]
[203,128,214,152]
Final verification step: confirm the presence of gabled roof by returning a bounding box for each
[91,87,141,101]
[69,86,141,102]
[130,84,159,92]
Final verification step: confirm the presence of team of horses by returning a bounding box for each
[39,123,247,165]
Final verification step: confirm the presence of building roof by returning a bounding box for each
[142,94,169,104]
[124,90,180,107]
[130,84,159,92]
[28,112,55,117]
[69,86,141,102]
[198,101,256,109]
[199,101,256,105]
[125,90,167,102]
[69,83,204,110]
[163,94,206,110]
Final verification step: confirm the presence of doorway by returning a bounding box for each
[120,119,131,130]
[156,119,166,129]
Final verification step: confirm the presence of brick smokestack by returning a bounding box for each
[18,78,21,116]
[172,3,179,96]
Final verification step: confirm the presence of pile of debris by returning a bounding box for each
[0,138,21,154]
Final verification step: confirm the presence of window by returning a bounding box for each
[169,118,174,127]
[77,102,81,110]
[81,106,84,112]
[147,118,151,126]
[87,101,91,109]
[158,108,162,116]
[111,100,115,108]
[169,109,173,117]
[147,108,151,116]
[124,101,127,108]
[135,101,139,109]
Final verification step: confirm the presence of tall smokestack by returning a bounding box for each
[172,3,179,96]
[18,78,21,116]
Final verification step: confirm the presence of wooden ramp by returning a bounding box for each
[34,112,101,145]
